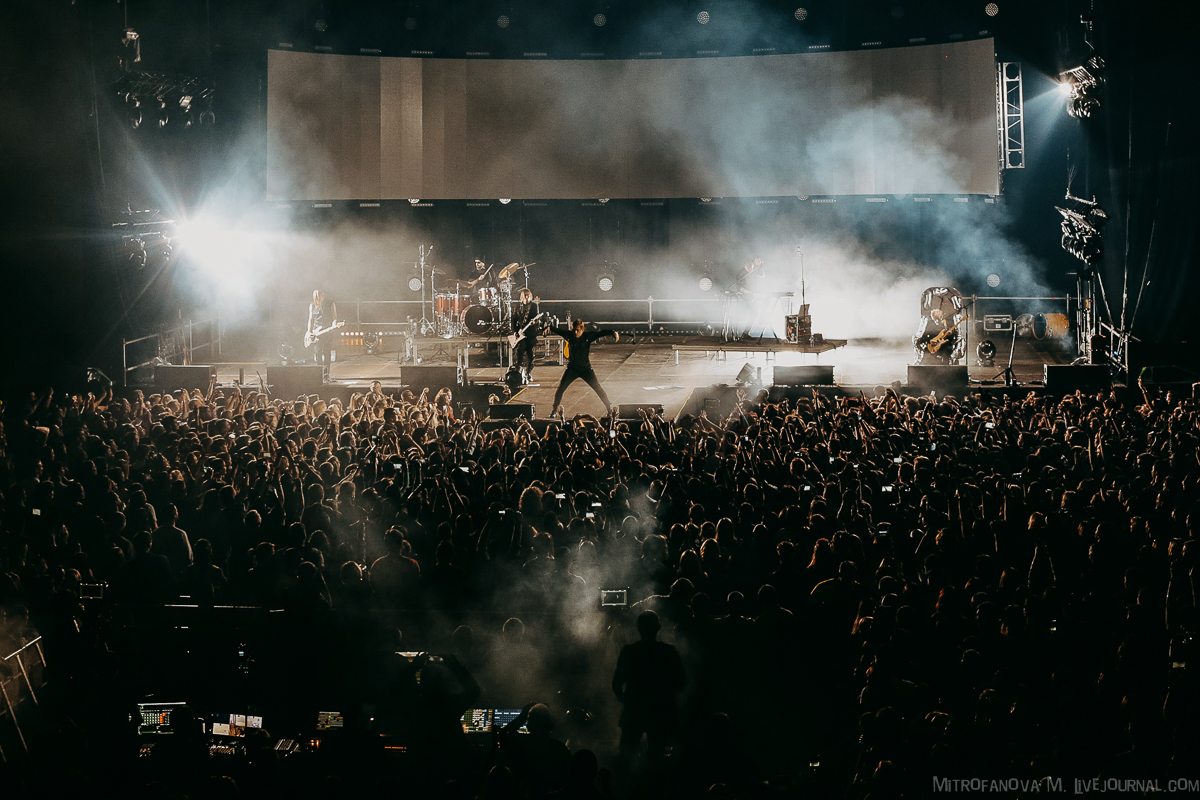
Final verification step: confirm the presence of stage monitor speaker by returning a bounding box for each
[1044,364,1110,391]
[155,364,215,391]
[401,366,462,393]
[773,365,834,386]
[616,403,664,419]
[487,403,536,419]
[907,365,968,393]
[268,365,325,399]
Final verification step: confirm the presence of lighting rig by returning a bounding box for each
[113,207,175,270]
[114,71,215,130]
[1055,191,1109,268]
[1059,55,1105,120]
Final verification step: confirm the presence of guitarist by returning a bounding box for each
[509,288,542,382]
[307,289,339,378]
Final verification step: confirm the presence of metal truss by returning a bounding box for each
[998,61,1025,169]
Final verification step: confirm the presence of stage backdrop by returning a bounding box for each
[267,39,999,201]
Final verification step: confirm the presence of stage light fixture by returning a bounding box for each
[408,276,423,292]
[497,15,510,28]
[198,98,215,126]
[976,339,997,367]
[315,19,328,32]
[735,363,756,385]
[126,93,143,129]
[279,343,293,364]
[405,18,417,30]
[985,3,999,16]
[598,198,609,204]
[697,11,710,24]
[794,8,808,20]
[499,198,512,204]
[1056,192,1110,267]
[179,95,195,128]
[594,13,607,26]
[154,96,169,128]
[408,199,421,204]
[598,273,615,292]
[698,275,713,291]
[1059,56,1105,119]
[363,331,381,355]
[986,273,1001,288]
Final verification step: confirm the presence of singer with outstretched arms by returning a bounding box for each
[550,318,619,416]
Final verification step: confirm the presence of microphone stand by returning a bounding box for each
[418,245,432,334]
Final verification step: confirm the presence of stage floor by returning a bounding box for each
[212,334,1085,419]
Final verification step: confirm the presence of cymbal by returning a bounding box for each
[428,267,445,274]
[498,262,522,279]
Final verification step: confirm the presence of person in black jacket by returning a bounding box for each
[611,610,685,763]
[550,319,619,417]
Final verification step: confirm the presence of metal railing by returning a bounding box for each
[1,636,46,762]
[122,315,222,386]
[278,296,729,331]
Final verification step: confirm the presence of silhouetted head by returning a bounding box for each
[637,610,661,639]
[526,703,553,735]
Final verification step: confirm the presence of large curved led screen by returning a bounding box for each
[267,39,999,200]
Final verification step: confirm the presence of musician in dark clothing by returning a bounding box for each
[307,290,339,377]
[550,319,619,416]
[510,288,542,382]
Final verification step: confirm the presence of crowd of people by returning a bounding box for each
[1,375,1197,798]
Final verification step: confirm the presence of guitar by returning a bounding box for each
[304,320,344,348]
[920,316,967,354]
[507,310,547,349]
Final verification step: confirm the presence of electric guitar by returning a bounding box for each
[304,320,344,348]
[920,316,967,354]
[507,310,547,349]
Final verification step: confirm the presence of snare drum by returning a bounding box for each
[435,292,468,317]
[477,287,498,307]
[462,305,495,335]
[1033,312,1070,340]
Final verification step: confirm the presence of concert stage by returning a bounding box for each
[201,331,1094,419]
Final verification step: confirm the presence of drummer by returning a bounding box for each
[465,258,495,300]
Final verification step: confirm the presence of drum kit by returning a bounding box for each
[424,261,534,338]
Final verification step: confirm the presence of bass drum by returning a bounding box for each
[462,305,496,335]
[1033,312,1070,340]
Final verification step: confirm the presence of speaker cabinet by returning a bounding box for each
[773,365,835,386]
[907,365,968,393]
[155,364,215,391]
[1044,364,1110,391]
[268,365,325,399]
[616,403,664,418]
[487,403,536,419]
[401,366,461,393]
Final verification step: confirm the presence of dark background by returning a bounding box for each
[1,0,1196,386]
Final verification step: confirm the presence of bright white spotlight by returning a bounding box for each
[175,215,271,296]
[985,3,999,16]
[408,276,423,292]
[598,273,615,292]
[499,198,512,205]
[594,14,606,26]
[794,8,808,21]
[986,273,1001,288]
[699,276,713,291]
[697,11,710,24]
[497,15,510,28]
